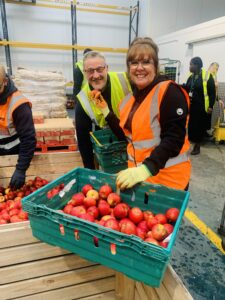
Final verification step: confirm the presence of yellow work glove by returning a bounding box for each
[89,90,110,117]
[116,165,152,190]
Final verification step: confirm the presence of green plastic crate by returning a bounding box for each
[90,128,127,173]
[22,168,190,287]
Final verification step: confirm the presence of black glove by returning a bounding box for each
[10,169,26,190]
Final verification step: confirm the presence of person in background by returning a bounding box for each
[75,51,131,169]
[184,57,216,155]
[94,37,191,191]
[208,62,223,130]
[73,48,93,98]
[0,65,36,189]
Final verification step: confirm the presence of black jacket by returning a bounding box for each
[0,77,36,171]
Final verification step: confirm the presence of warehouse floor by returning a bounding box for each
[172,141,225,300]
[68,107,225,299]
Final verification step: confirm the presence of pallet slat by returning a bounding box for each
[0,254,96,285]
[0,266,115,299]
[14,277,115,300]
[0,242,69,267]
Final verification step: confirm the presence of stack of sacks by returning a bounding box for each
[14,67,68,118]
[35,118,76,147]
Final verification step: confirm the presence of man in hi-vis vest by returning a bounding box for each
[75,51,131,169]
[0,65,36,189]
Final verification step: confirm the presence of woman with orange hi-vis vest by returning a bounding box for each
[0,65,36,189]
[93,37,191,190]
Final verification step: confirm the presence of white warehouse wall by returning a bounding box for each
[155,16,225,84]
[0,0,144,81]
[149,0,225,38]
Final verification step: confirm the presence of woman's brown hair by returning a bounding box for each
[126,37,159,74]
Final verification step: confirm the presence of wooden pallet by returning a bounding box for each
[35,143,77,153]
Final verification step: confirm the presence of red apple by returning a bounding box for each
[155,213,167,224]
[18,210,28,220]
[0,218,7,224]
[101,215,114,222]
[120,218,137,235]
[151,224,167,241]
[0,196,5,203]
[166,208,180,223]
[86,189,99,201]
[159,241,169,248]
[79,213,95,222]
[104,218,120,231]
[81,184,93,196]
[69,192,85,206]
[107,193,121,207]
[16,191,24,198]
[129,207,143,224]
[144,237,159,245]
[10,215,23,223]
[1,212,10,222]
[99,184,113,199]
[136,227,146,240]
[146,216,159,230]
[87,206,99,219]
[83,197,96,208]
[137,220,148,232]
[143,210,154,221]
[9,208,20,217]
[146,231,153,238]
[0,202,6,210]
[70,205,86,217]
[164,223,174,236]
[113,203,130,219]
[98,201,111,216]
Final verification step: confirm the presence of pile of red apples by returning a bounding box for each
[0,176,50,225]
[62,184,180,248]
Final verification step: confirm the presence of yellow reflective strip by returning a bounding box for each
[185,208,225,254]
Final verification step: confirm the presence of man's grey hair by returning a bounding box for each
[83,51,106,64]
[0,65,6,82]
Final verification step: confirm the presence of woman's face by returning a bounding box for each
[128,54,156,90]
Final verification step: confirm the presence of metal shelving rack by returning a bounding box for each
[0,0,139,84]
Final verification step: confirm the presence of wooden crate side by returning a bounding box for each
[1,275,115,300]
[0,242,69,267]
[0,152,82,167]
[163,265,193,300]
[0,254,97,285]
[0,222,38,249]
[115,272,135,300]
[0,152,83,185]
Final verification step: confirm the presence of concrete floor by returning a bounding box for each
[172,141,225,300]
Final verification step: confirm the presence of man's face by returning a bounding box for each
[83,57,108,91]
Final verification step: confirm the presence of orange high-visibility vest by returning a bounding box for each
[0,91,31,150]
[119,81,191,190]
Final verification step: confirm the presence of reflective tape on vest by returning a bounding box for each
[0,137,20,150]
[78,90,99,126]
[164,151,189,168]
[120,93,132,111]
[117,73,130,96]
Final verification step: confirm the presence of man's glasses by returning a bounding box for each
[84,65,106,75]
[129,59,154,69]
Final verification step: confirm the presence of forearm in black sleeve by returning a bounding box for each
[207,75,216,108]
[13,103,36,171]
[143,84,188,175]
[105,112,126,141]
[75,100,96,169]
[74,68,84,96]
